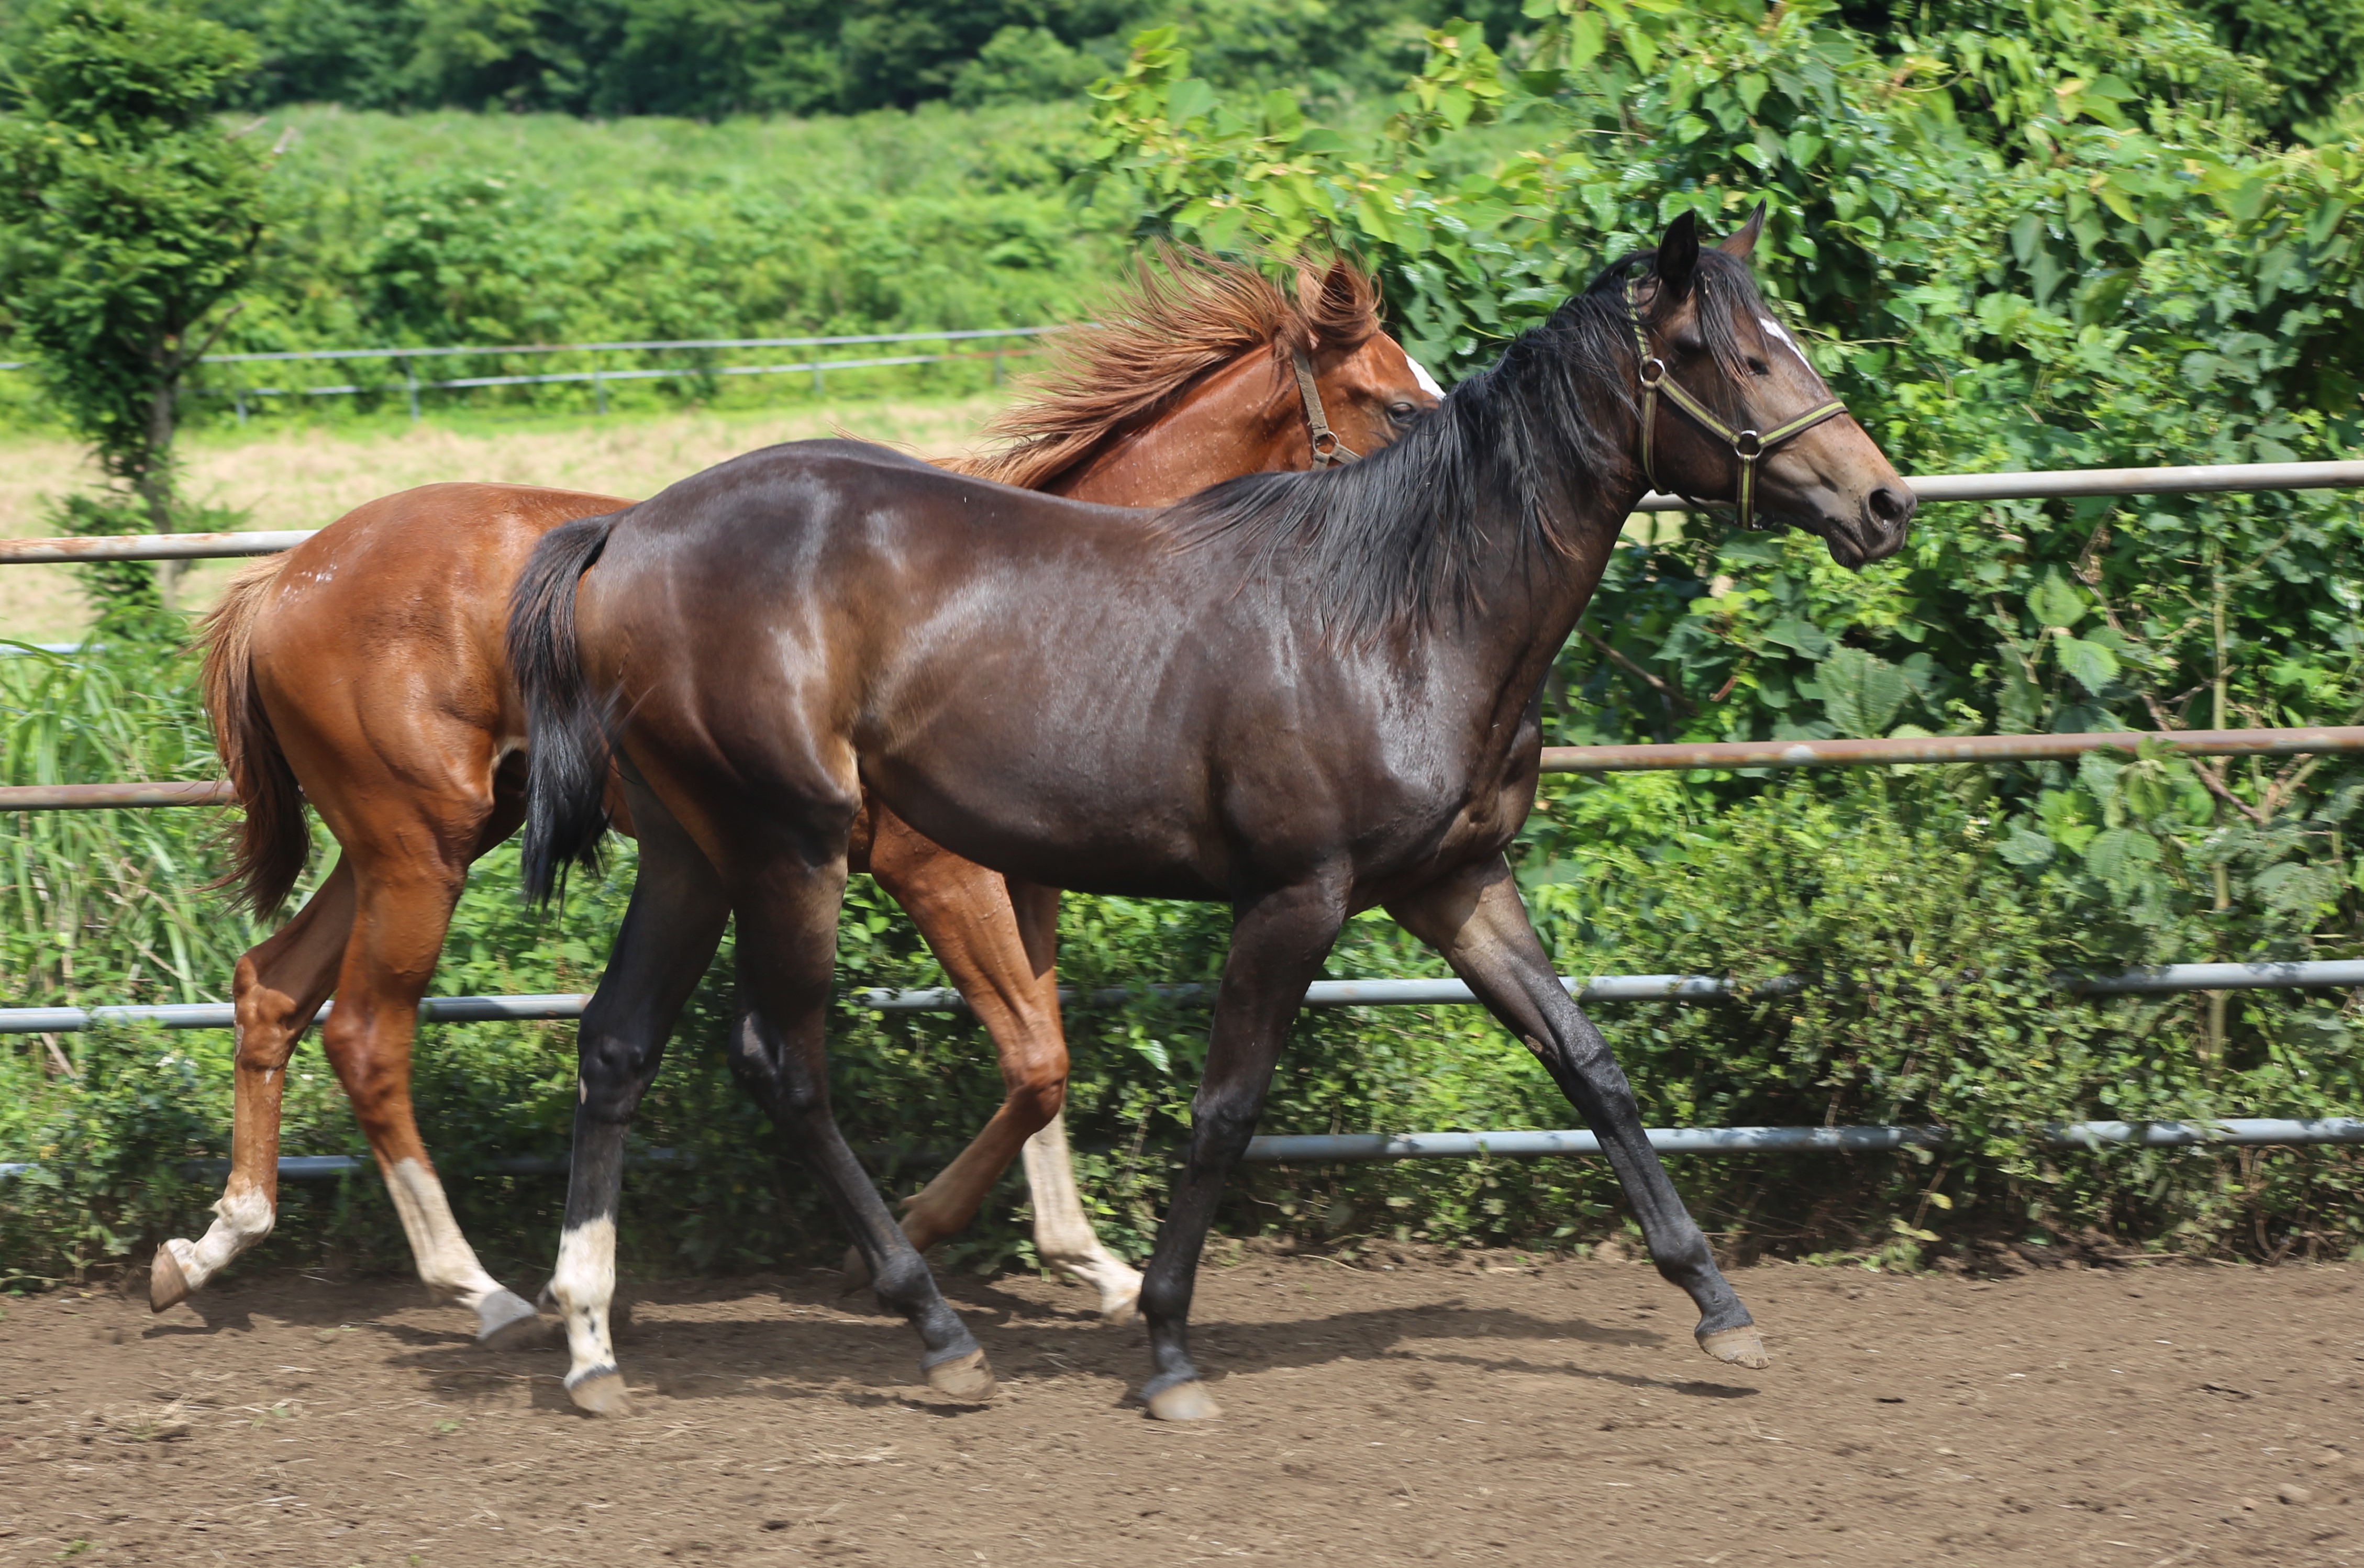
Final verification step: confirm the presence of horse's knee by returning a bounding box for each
[1005,1062,1067,1131]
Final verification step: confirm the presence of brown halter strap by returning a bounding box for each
[1624,273,1847,530]
[1290,346,1360,468]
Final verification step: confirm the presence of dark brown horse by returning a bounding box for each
[159,252,1437,1341]
[511,211,1914,1417]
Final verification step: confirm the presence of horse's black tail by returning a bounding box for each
[509,511,623,905]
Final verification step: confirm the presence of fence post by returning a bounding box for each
[592,349,606,417]
[812,360,825,397]
[404,357,420,423]
[232,384,246,426]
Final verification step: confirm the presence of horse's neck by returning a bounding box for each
[1051,352,1297,508]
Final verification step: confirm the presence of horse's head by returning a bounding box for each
[1628,209,1913,569]
[1292,258,1444,466]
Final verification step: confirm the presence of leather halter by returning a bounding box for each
[1624,273,1847,530]
[1290,346,1360,468]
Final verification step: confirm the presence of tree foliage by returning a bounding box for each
[0,0,268,604]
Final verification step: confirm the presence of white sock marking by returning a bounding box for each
[552,1217,620,1384]
[1022,1111,1142,1317]
[383,1156,508,1310]
[170,1181,276,1289]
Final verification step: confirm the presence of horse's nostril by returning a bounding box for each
[1867,483,1914,526]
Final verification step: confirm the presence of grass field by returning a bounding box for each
[0,394,1011,643]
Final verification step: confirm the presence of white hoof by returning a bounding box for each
[475,1288,550,1349]
[567,1368,633,1417]
[1698,1325,1770,1370]
[924,1348,996,1403]
[1144,1380,1222,1420]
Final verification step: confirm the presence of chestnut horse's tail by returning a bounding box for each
[509,510,621,905]
[200,559,311,915]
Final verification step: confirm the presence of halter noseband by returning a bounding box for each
[1624,273,1847,530]
[1290,346,1360,468]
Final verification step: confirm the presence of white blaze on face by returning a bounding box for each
[1407,355,1445,401]
[1757,315,1809,369]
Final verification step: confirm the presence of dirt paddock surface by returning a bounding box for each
[2,1250,2359,1566]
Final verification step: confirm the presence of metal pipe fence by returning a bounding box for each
[8,460,2363,567]
[7,959,2358,1036]
[3,327,1066,423]
[9,1116,2359,1183]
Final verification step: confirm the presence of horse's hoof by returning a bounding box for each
[1145,1380,1222,1421]
[475,1289,550,1350]
[1098,1290,1140,1328]
[149,1244,192,1313]
[567,1368,633,1417]
[839,1244,872,1295]
[924,1349,996,1404]
[1698,1325,1770,1370]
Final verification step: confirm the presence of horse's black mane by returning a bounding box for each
[1162,246,1772,642]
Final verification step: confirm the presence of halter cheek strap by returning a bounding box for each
[1291,346,1361,468]
[1624,274,1847,530]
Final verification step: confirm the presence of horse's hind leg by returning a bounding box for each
[853,814,1141,1321]
[320,855,539,1344]
[728,833,994,1403]
[152,858,356,1310]
[1388,856,1764,1370]
[552,793,730,1415]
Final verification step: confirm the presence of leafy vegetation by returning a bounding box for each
[0,0,268,605]
[3,0,2362,1287]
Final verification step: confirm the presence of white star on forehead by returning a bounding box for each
[1757,315,1807,362]
[1407,356,1444,398]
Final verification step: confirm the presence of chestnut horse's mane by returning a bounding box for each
[958,247,1382,492]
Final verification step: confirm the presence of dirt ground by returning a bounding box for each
[0,1249,2358,1567]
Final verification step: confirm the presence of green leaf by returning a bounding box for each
[1165,77,1216,126]
[2027,570,2086,630]
[1818,646,1910,738]
[2054,635,2119,696]
[1763,617,1832,659]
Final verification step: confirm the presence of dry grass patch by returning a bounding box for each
[1,396,1008,642]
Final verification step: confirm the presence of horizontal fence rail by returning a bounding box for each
[5,328,1068,422]
[8,961,2358,1035]
[1540,725,2364,774]
[6,459,2359,567]
[8,726,2360,811]
[9,1117,2359,1183]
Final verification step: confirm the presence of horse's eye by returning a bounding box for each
[1388,401,1418,421]
[1746,357,1770,377]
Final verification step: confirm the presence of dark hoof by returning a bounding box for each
[567,1368,632,1417]
[924,1349,996,1403]
[149,1245,192,1314]
[1144,1380,1222,1421]
[1699,1325,1770,1370]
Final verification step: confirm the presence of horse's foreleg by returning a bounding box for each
[152,858,358,1311]
[728,835,995,1404]
[552,799,729,1416]
[859,816,1141,1319]
[1138,876,1347,1421]
[320,863,539,1345]
[1388,855,1766,1371]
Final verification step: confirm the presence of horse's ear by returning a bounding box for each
[1716,203,1767,260]
[1301,254,1375,348]
[1655,212,1701,303]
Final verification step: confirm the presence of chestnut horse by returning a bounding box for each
[509,210,1915,1416]
[157,252,1440,1341]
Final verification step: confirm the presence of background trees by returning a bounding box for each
[0,0,268,606]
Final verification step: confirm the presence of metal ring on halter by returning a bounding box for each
[1639,358,1667,387]
[1733,429,1762,459]
[1290,346,1361,470]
